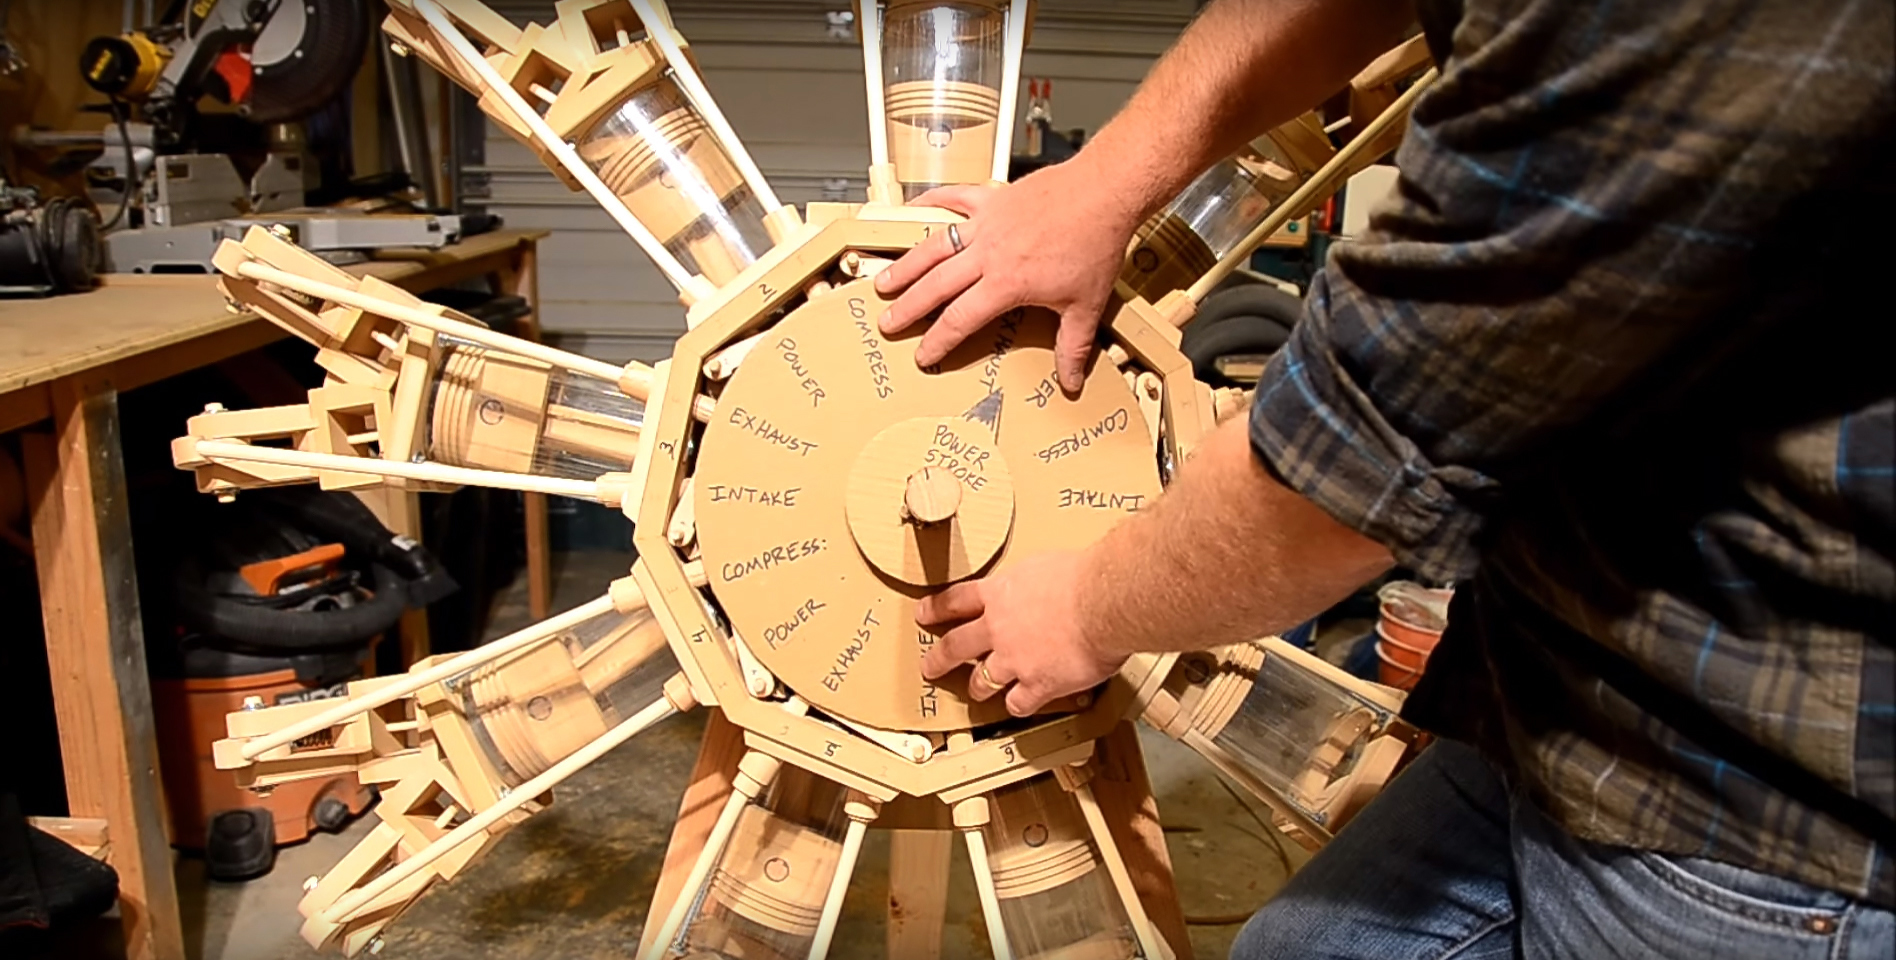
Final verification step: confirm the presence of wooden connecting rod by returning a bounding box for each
[320,688,685,924]
[628,0,784,214]
[1186,68,1438,303]
[229,259,621,382]
[953,796,1014,960]
[1074,780,1172,960]
[858,1,889,168]
[191,440,610,501]
[410,0,703,295]
[809,793,880,960]
[226,258,715,422]
[989,0,1032,182]
[962,828,1014,960]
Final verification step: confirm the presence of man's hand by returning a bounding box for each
[918,551,1129,717]
[874,159,1146,393]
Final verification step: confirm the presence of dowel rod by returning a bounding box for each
[808,817,871,960]
[412,0,699,291]
[238,594,619,760]
[860,1,889,167]
[231,259,627,383]
[962,829,1015,960]
[628,0,784,214]
[192,440,605,501]
[1074,781,1171,960]
[1185,68,1437,304]
[323,692,680,922]
[989,0,1031,182]
[644,782,755,959]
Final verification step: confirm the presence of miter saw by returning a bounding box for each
[82,0,369,146]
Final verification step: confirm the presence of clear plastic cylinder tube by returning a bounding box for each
[452,607,678,787]
[425,334,643,481]
[573,76,773,285]
[882,1,1006,198]
[1208,647,1384,820]
[678,767,851,959]
[982,776,1139,960]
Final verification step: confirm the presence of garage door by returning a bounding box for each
[470,0,1193,363]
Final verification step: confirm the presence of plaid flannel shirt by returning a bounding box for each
[1249,0,1895,903]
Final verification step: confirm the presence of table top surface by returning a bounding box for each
[0,228,546,396]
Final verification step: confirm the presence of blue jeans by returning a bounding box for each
[1231,740,1894,959]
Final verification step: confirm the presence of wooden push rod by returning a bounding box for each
[230,258,717,423]
[988,0,1032,183]
[962,829,1015,960]
[191,440,609,501]
[644,779,757,959]
[236,594,621,761]
[809,800,876,960]
[629,0,784,214]
[1073,781,1170,960]
[1184,67,1438,303]
[859,1,889,168]
[321,690,682,923]
[230,259,629,384]
[411,0,701,293]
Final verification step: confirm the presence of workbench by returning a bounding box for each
[0,228,550,960]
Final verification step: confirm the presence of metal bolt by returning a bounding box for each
[216,489,239,504]
[390,41,410,57]
[368,936,386,955]
[303,876,320,892]
[242,696,264,711]
[204,402,226,414]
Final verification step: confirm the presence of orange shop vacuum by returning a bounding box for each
[148,488,454,880]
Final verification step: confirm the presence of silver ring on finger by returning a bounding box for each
[947,222,966,254]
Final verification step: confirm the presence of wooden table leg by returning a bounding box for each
[22,372,186,960]
[887,829,954,960]
[492,242,552,620]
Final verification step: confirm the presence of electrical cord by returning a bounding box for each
[101,98,140,231]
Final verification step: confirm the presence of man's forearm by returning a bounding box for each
[1074,0,1416,228]
[1076,417,1396,657]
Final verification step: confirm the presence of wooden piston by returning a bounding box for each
[461,614,670,783]
[984,781,1099,900]
[429,344,638,477]
[1120,211,1219,305]
[885,80,1001,189]
[706,805,843,938]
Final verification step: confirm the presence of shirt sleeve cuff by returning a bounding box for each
[1247,306,1488,583]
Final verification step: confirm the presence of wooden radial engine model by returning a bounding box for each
[172,2,1438,956]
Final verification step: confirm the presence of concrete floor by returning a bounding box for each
[185,550,1313,960]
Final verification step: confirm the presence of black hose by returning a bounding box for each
[256,488,458,606]
[174,561,408,652]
